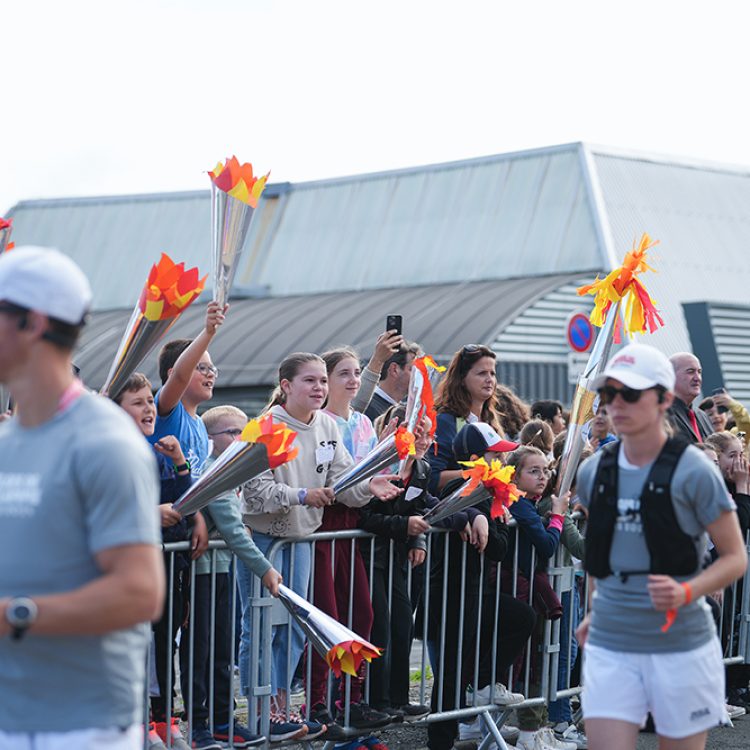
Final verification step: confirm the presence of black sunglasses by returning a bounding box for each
[598,384,663,405]
[459,344,494,361]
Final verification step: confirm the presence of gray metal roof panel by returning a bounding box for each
[592,152,750,355]
[7,144,604,309]
[74,273,581,391]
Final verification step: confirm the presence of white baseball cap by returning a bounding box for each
[0,246,92,325]
[591,343,676,392]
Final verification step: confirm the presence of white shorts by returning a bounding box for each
[582,638,727,739]
[0,725,141,750]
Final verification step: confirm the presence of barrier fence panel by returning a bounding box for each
[145,518,750,749]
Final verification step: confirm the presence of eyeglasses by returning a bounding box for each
[196,363,219,378]
[524,467,552,479]
[209,428,242,438]
[598,384,656,404]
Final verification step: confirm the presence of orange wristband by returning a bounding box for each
[681,581,692,605]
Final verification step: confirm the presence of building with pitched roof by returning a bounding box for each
[8,142,750,412]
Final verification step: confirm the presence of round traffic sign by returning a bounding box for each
[567,313,594,353]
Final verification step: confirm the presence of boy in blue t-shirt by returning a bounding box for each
[149,301,227,479]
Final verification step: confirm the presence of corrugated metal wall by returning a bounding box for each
[709,304,750,403]
[493,277,596,362]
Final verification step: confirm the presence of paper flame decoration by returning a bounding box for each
[0,217,14,254]
[209,156,269,208]
[277,584,382,678]
[241,413,299,469]
[209,155,270,308]
[139,253,207,321]
[172,415,299,516]
[557,232,666,575]
[400,355,445,472]
[394,425,416,459]
[101,253,206,398]
[577,233,664,338]
[459,457,520,518]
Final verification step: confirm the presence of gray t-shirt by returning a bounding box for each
[0,392,160,732]
[577,442,734,653]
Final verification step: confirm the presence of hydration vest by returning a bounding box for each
[584,438,700,580]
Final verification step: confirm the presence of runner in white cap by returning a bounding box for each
[0,247,164,750]
[575,342,747,750]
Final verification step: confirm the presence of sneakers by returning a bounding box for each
[339,702,392,731]
[725,702,746,720]
[286,710,326,740]
[307,703,350,741]
[376,706,404,723]
[153,718,190,750]
[551,722,587,749]
[728,687,750,710]
[269,711,309,743]
[466,683,525,706]
[213,721,265,748]
[458,716,520,746]
[517,727,577,750]
[397,703,430,722]
[189,724,222,750]
[146,723,168,750]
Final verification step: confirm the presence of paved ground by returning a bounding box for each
[327,715,750,749]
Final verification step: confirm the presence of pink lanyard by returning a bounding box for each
[56,379,84,415]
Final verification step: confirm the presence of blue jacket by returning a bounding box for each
[506,495,561,577]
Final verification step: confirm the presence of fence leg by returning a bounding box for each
[478,708,510,750]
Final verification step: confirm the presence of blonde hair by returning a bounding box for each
[705,431,742,455]
[202,405,247,432]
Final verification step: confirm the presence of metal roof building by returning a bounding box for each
[8,142,750,407]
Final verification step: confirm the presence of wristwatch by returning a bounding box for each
[5,597,38,640]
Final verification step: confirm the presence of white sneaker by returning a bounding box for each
[517,728,577,750]
[467,682,525,706]
[726,702,746,720]
[459,718,521,746]
[458,717,483,741]
[552,722,587,749]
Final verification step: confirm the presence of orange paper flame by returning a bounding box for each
[459,457,520,519]
[138,253,207,322]
[209,156,269,208]
[413,355,446,437]
[242,414,299,469]
[326,639,382,678]
[394,425,416,459]
[577,233,664,337]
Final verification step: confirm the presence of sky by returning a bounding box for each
[3,0,750,216]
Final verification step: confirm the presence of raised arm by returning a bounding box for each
[158,301,227,416]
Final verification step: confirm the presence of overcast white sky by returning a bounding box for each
[3,0,749,216]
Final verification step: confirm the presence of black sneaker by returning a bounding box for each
[189,724,222,750]
[341,702,392,731]
[308,703,350,742]
[376,706,404,724]
[397,703,430,722]
[213,721,265,748]
[268,711,308,743]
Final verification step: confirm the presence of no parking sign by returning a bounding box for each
[567,312,594,353]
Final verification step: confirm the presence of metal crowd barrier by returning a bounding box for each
[143,520,750,750]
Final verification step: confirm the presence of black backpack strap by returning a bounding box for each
[584,441,621,578]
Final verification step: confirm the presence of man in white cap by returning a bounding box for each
[574,343,746,750]
[0,247,164,750]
